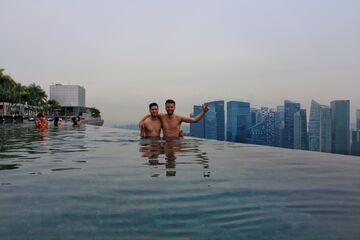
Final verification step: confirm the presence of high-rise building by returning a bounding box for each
[227,101,251,142]
[274,106,285,147]
[331,100,350,155]
[357,109,360,131]
[351,131,360,156]
[50,84,86,107]
[189,105,205,138]
[319,105,332,153]
[308,100,332,153]
[251,108,257,127]
[294,109,308,150]
[50,84,86,116]
[308,100,321,151]
[247,108,276,146]
[284,100,300,149]
[205,101,225,141]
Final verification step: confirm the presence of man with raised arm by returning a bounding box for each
[140,102,162,138]
[140,99,208,138]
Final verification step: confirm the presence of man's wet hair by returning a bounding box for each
[37,113,44,118]
[165,99,175,105]
[149,102,158,109]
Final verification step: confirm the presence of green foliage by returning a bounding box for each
[90,107,101,118]
[0,68,60,114]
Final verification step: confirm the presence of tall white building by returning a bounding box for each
[50,84,86,107]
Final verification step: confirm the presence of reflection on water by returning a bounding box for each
[0,124,89,163]
[1,124,360,240]
[139,138,210,177]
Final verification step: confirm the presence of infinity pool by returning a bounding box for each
[1,124,360,239]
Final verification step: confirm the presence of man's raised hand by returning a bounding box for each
[202,103,209,113]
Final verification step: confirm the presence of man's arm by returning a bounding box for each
[139,113,165,128]
[181,103,208,123]
[140,124,146,138]
[139,114,151,129]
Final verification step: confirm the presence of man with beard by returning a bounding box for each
[140,102,162,138]
[140,99,208,138]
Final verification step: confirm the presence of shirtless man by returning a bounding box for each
[140,99,208,138]
[140,102,162,138]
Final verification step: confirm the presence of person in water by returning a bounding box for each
[140,102,162,138]
[35,113,48,129]
[72,116,82,126]
[140,99,208,138]
[54,117,62,128]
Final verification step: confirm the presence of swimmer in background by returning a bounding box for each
[72,116,81,127]
[35,113,48,130]
[54,117,62,128]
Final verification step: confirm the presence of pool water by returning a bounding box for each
[1,124,360,239]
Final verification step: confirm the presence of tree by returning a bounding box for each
[90,107,101,118]
[47,99,61,115]
[27,83,48,107]
[0,69,17,115]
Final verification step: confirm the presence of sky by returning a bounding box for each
[1,0,360,125]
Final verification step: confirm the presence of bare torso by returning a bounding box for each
[160,114,182,137]
[144,117,162,137]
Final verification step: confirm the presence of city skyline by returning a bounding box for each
[1,1,360,124]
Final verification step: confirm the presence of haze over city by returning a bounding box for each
[1,0,360,125]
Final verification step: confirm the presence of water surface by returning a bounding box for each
[1,124,360,239]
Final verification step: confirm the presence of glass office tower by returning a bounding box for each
[330,100,350,155]
[284,100,301,149]
[319,106,332,153]
[308,100,321,151]
[294,109,308,150]
[357,109,360,131]
[189,105,205,138]
[205,101,225,141]
[226,101,251,142]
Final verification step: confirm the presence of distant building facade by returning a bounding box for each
[205,101,225,141]
[357,109,360,131]
[308,100,321,151]
[227,101,251,142]
[190,105,205,138]
[331,100,350,155]
[319,105,332,153]
[284,100,301,149]
[351,131,360,156]
[274,106,285,147]
[293,109,308,150]
[50,84,87,116]
[50,84,85,107]
[247,108,276,146]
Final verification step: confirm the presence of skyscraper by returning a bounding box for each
[226,101,251,142]
[357,109,360,131]
[205,101,225,141]
[189,105,205,138]
[247,108,276,146]
[351,131,360,156]
[331,100,350,155]
[274,106,285,147]
[50,84,86,107]
[308,100,321,151]
[284,100,300,149]
[294,109,308,150]
[319,105,332,153]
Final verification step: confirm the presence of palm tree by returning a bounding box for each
[47,99,61,115]
[0,69,17,115]
[27,83,48,107]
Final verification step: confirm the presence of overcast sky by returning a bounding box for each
[1,0,360,125]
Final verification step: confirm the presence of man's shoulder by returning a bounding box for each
[145,117,161,123]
